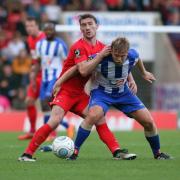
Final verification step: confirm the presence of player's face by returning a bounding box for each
[112,50,128,65]
[80,18,98,40]
[25,21,39,36]
[44,27,55,39]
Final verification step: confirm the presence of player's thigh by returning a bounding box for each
[48,105,65,129]
[50,90,75,113]
[72,92,89,118]
[130,108,156,130]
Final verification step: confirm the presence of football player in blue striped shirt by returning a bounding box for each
[71,37,171,160]
[34,22,74,141]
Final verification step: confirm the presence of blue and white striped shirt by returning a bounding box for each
[91,49,139,96]
[35,37,67,82]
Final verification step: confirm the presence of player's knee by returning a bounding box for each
[87,109,103,125]
[143,120,155,131]
[26,97,35,106]
[51,105,65,122]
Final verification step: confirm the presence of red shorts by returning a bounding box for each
[50,89,89,117]
[27,76,41,99]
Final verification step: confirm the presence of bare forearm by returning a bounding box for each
[56,65,78,86]
[127,72,135,82]
[137,59,146,75]
[78,53,104,77]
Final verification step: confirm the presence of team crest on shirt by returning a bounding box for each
[74,49,80,58]
[87,54,97,61]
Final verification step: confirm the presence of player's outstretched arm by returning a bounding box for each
[127,73,137,94]
[136,58,156,83]
[53,65,78,96]
[77,46,111,77]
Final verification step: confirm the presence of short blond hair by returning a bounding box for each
[111,37,130,52]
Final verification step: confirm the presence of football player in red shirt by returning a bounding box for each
[18,14,137,161]
[18,17,74,141]
[18,17,45,140]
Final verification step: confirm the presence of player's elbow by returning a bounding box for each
[77,64,89,77]
[79,69,89,77]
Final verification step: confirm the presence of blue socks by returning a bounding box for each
[44,115,50,124]
[146,134,160,156]
[60,120,69,129]
[74,126,91,151]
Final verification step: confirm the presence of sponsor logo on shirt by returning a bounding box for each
[74,49,80,58]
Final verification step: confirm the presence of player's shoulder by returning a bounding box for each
[71,38,84,48]
[39,31,46,38]
[69,39,85,53]
[54,37,65,43]
[97,40,105,47]
[128,49,139,59]
[27,35,32,43]
[36,37,46,45]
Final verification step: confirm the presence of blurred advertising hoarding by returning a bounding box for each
[0,110,177,132]
[154,83,180,111]
[62,12,158,61]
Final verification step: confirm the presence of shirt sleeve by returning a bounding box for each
[72,46,88,64]
[128,49,139,65]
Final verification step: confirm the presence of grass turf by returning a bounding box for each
[0,131,179,180]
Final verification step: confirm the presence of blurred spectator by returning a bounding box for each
[124,0,138,11]
[12,49,31,86]
[5,31,26,61]
[40,12,49,25]
[65,0,81,11]
[0,5,7,26]
[7,8,22,31]
[0,95,11,112]
[94,0,108,11]
[39,0,51,6]
[57,0,71,10]
[44,0,62,23]
[105,0,125,11]
[12,88,26,110]
[20,0,34,7]
[0,63,20,102]
[0,29,9,55]
[27,0,45,21]
[16,10,28,36]
[80,0,95,11]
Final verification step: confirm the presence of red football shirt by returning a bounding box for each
[27,31,45,78]
[27,31,46,61]
[60,38,105,94]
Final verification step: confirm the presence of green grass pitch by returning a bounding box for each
[0,131,179,180]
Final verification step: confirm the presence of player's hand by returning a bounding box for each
[128,80,137,94]
[142,71,156,83]
[99,45,111,58]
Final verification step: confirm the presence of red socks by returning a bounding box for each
[27,105,37,133]
[25,124,53,155]
[96,123,120,154]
